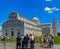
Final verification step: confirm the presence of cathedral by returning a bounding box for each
[2,12,58,36]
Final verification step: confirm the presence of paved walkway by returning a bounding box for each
[0,43,60,49]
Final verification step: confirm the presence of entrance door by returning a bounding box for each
[11,31,14,36]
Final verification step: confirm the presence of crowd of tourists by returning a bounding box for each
[0,33,54,49]
[16,34,35,49]
[1,33,35,49]
[39,34,54,48]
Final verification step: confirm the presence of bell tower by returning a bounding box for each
[52,19,58,36]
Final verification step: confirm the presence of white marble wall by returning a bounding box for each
[3,20,24,36]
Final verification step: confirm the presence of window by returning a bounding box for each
[18,30,20,32]
[11,28,13,30]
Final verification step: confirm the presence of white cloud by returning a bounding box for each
[44,7,59,13]
[48,11,53,13]
[45,0,52,2]
[44,7,52,11]
[55,8,59,11]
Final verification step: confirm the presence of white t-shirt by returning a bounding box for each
[32,36,34,41]
[22,36,24,41]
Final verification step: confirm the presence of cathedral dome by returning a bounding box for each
[33,17,39,21]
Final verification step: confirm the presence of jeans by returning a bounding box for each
[16,43,21,49]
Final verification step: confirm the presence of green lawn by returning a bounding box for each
[53,36,60,44]
[0,36,60,44]
[35,36,60,44]
[0,36,17,43]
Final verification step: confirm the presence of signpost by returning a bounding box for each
[4,37,5,49]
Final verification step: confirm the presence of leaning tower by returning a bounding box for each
[52,19,58,36]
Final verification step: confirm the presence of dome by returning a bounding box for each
[33,17,39,21]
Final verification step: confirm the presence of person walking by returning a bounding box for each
[22,35,25,49]
[16,35,21,49]
[48,35,54,48]
[30,34,35,49]
[24,34,29,49]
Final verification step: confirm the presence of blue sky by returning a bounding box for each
[0,0,60,32]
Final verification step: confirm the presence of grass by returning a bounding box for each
[0,36,60,44]
[34,36,60,44]
[0,36,17,43]
[53,36,60,44]
[34,36,40,43]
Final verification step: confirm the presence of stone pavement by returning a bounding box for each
[0,43,60,49]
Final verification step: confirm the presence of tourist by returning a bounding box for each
[24,34,29,49]
[22,36,24,49]
[1,34,5,41]
[48,35,54,48]
[30,34,35,49]
[16,35,21,49]
[40,35,44,46]
[43,34,48,47]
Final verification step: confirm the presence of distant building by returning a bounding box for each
[2,12,58,36]
[52,19,58,36]
[2,12,42,36]
[40,23,53,35]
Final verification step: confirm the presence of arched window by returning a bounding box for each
[11,28,13,30]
